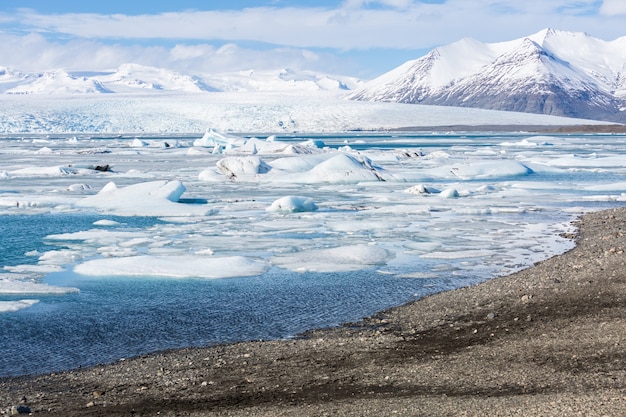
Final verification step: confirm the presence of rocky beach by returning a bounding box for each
[2,206,625,416]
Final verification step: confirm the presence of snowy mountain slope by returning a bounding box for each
[433,39,622,121]
[348,29,626,123]
[0,64,361,95]
[0,67,33,91]
[97,64,218,93]
[203,68,363,92]
[5,70,112,94]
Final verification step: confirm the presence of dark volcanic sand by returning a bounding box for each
[2,207,626,416]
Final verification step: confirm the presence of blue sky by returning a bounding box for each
[1,1,625,78]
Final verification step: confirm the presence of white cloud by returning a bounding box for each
[0,33,335,74]
[341,0,414,9]
[10,1,624,51]
[600,0,626,16]
[0,1,623,77]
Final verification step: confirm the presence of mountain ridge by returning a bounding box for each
[0,64,363,95]
[348,28,626,123]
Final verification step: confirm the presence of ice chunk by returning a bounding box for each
[439,188,460,198]
[74,255,268,279]
[93,219,121,226]
[75,180,210,216]
[405,184,440,195]
[67,183,93,192]
[429,160,533,180]
[193,129,246,148]
[9,166,79,177]
[216,156,271,178]
[0,279,79,295]
[266,153,386,184]
[269,154,334,173]
[272,244,391,273]
[0,299,39,313]
[130,138,148,147]
[301,153,386,183]
[267,196,318,213]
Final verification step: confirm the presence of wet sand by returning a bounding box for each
[2,207,626,416]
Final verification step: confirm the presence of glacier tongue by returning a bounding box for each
[0,91,606,134]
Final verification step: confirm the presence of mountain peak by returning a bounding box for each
[348,29,626,123]
[5,69,112,94]
[0,64,361,95]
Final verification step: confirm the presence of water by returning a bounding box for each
[2,269,462,376]
[1,131,625,377]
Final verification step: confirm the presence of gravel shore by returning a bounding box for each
[2,207,625,416]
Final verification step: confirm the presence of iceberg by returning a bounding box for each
[202,152,388,184]
[427,160,534,180]
[267,196,318,213]
[216,156,272,178]
[75,180,212,216]
[193,129,246,148]
[74,255,268,279]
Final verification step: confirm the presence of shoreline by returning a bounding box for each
[390,123,626,133]
[2,207,626,416]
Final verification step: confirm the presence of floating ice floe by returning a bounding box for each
[0,279,79,295]
[499,137,553,147]
[93,219,121,226]
[75,180,213,216]
[405,184,441,195]
[4,264,65,274]
[439,188,460,198]
[193,129,247,148]
[216,156,272,179]
[8,166,79,177]
[0,300,40,313]
[535,155,626,169]
[74,255,268,279]
[271,244,391,273]
[67,183,93,192]
[7,164,110,178]
[267,196,318,213]
[200,152,388,184]
[130,138,149,147]
[427,160,534,180]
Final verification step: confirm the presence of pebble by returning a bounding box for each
[10,405,31,415]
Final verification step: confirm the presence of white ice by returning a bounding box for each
[0,92,605,134]
[0,279,79,295]
[74,255,268,279]
[267,196,318,213]
[1,124,625,311]
[0,300,39,313]
[271,244,391,273]
[75,180,213,216]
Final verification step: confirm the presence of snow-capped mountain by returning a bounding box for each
[97,63,217,93]
[204,68,362,92]
[348,29,626,123]
[0,67,32,89]
[0,64,362,95]
[4,69,112,94]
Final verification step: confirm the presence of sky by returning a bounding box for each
[0,0,625,79]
